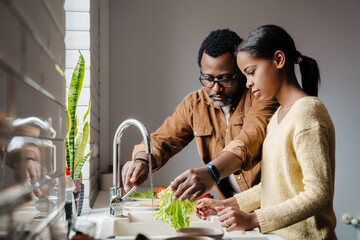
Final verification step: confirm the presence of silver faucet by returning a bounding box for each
[110,119,151,217]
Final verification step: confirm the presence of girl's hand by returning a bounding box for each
[215,206,259,232]
[195,196,239,220]
[194,198,223,220]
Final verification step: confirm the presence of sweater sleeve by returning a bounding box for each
[234,183,262,212]
[255,126,335,233]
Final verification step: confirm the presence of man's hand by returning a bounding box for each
[169,166,216,202]
[122,160,149,192]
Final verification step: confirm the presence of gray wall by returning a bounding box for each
[109,0,360,238]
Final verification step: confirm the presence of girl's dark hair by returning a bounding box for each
[236,25,320,96]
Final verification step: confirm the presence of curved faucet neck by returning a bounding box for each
[112,119,151,189]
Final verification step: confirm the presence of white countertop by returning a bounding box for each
[78,190,283,240]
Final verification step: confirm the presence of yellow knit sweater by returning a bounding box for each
[234,97,337,240]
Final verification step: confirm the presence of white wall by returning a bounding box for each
[108,0,360,238]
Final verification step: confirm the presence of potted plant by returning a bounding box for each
[65,52,92,216]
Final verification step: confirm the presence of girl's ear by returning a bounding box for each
[273,50,286,69]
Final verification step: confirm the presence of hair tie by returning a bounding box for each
[295,50,303,64]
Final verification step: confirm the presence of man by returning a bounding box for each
[122,29,278,201]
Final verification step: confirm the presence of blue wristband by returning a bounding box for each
[205,164,220,185]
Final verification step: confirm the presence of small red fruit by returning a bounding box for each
[156,186,166,198]
[199,194,213,200]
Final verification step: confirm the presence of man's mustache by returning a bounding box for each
[209,94,230,99]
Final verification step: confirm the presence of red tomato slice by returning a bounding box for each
[156,186,167,198]
[199,194,213,199]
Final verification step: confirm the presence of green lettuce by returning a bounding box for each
[129,190,156,199]
[155,187,197,229]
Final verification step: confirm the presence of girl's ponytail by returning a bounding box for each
[297,53,320,97]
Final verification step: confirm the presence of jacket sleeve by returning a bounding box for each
[132,94,195,171]
[223,94,278,170]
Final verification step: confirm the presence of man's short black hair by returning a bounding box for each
[198,29,242,67]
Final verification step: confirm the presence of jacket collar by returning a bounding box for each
[199,87,212,106]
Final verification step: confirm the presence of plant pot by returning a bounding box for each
[73,178,84,216]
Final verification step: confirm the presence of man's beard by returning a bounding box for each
[209,94,233,107]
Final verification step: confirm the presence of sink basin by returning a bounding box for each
[100,211,268,240]
[127,211,202,223]
[113,212,218,237]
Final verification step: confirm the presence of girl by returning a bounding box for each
[195,25,337,240]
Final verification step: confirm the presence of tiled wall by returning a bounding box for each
[65,0,101,211]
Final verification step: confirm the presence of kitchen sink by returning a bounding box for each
[114,212,219,237]
[100,211,268,240]
[127,211,202,223]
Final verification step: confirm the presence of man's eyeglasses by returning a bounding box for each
[199,72,238,88]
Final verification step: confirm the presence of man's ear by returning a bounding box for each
[273,50,285,69]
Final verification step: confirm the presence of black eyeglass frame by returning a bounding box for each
[199,72,239,88]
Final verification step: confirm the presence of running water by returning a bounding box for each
[147,154,156,235]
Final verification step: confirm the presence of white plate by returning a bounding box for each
[124,201,160,211]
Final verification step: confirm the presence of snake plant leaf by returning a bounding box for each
[65,107,71,136]
[75,151,92,179]
[68,53,85,108]
[65,51,91,181]
[65,108,71,170]
[74,121,83,153]
[74,121,90,176]
[74,117,78,139]
[65,136,70,170]
[67,53,85,177]
[83,100,91,123]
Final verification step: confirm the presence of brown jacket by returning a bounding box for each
[133,87,278,199]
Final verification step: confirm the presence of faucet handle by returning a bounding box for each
[121,186,137,201]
